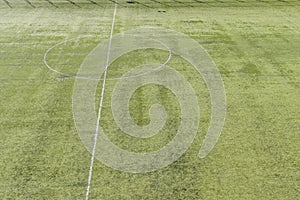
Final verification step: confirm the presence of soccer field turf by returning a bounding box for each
[0,0,299,199]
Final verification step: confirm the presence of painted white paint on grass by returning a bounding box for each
[85,1,118,200]
[43,35,172,81]
[72,27,226,173]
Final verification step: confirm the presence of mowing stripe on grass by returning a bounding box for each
[85,1,118,199]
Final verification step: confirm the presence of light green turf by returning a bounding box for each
[0,0,299,199]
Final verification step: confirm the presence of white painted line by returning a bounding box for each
[43,36,172,81]
[85,1,118,200]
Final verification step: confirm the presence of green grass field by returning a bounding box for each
[0,0,299,199]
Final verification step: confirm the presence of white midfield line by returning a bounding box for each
[85,1,118,200]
